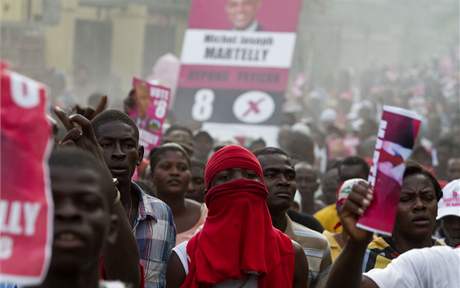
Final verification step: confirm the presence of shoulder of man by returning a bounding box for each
[291,220,329,249]
[141,192,174,222]
[133,182,173,222]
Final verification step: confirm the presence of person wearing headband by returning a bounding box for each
[166,145,308,287]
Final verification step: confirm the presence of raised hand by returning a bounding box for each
[54,106,105,161]
[341,180,374,245]
[71,95,108,120]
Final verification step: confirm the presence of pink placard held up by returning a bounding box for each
[357,106,422,236]
[129,78,171,156]
[0,65,53,285]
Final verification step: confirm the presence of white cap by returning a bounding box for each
[336,178,364,208]
[437,179,460,220]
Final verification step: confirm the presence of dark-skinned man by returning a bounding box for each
[28,147,121,288]
[294,162,324,215]
[315,157,369,233]
[54,105,142,287]
[91,110,175,288]
[254,147,331,287]
[324,167,459,288]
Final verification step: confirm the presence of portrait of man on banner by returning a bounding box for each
[225,0,264,31]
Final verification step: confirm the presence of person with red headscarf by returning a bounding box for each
[166,145,308,287]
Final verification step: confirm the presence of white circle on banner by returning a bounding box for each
[233,91,275,124]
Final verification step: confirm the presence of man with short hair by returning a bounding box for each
[254,147,331,287]
[92,110,175,288]
[53,109,142,287]
[162,125,194,156]
[315,156,369,233]
[295,162,323,215]
[225,0,263,31]
[447,158,460,182]
[337,156,370,183]
[192,131,213,162]
[30,147,120,288]
[186,159,206,203]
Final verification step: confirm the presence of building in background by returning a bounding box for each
[0,0,189,106]
[0,0,458,106]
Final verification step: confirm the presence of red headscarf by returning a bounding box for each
[182,145,294,287]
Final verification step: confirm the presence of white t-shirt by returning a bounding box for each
[364,246,460,288]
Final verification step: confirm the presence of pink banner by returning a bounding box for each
[0,66,53,285]
[129,78,171,155]
[357,106,422,236]
[174,0,302,132]
[187,0,302,32]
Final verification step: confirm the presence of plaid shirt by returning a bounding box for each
[132,183,176,288]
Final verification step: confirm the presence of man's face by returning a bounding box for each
[258,154,296,213]
[394,173,438,241]
[340,164,368,182]
[295,164,319,197]
[186,164,205,203]
[135,89,150,117]
[164,130,194,155]
[193,136,213,160]
[151,150,191,196]
[226,0,260,30]
[50,165,111,273]
[436,145,451,164]
[442,216,460,247]
[321,168,340,205]
[95,121,143,185]
[447,158,460,182]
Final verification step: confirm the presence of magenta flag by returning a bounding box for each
[0,65,53,285]
[357,106,422,235]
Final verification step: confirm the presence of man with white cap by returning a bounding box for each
[438,179,460,247]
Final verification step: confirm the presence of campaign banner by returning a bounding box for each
[129,78,171,155]
[0,66,53,284]
[175,0,302,143]
[357,106,422,236]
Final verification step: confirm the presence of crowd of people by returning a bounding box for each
[3,47,460,288]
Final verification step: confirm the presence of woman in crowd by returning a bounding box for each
[359,162,443,271]
[166,145,308,288]
[149,143,207,245]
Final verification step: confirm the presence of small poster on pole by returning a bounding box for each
[128,77,171,155]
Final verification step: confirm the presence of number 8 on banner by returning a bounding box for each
[192,89,214,121]
[10,72,40,109]
[155,100,168,119]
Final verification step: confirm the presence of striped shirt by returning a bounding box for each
[284,215,331,285]
[132,182,176,288]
